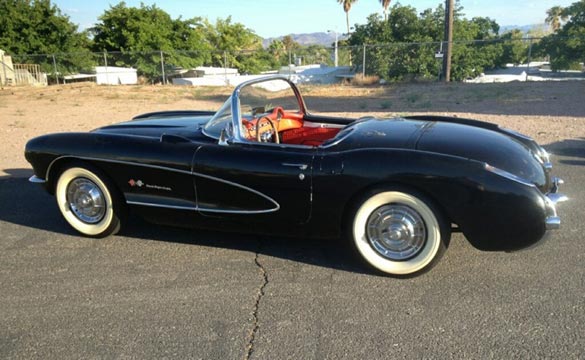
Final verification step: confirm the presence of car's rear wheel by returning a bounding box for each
[350,189,450,276]
[55,164,124,237]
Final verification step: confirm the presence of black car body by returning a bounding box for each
[25,76,567,276]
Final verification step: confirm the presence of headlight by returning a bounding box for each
[484,163,536,188]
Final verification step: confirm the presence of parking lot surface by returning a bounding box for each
[1,143,584,359]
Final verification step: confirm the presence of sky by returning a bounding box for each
[53,0,577,38]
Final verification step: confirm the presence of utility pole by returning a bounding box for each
[327,30,339,67]
[442,0,454,82]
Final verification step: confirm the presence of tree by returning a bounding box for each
[202,17,267,74]
[546,6,568,31]
[91,2,212,80]
[380,0,392,21]
[0,0,92,73]
[268,39,287,64]
[348,3,504,81]
[338,0,358,35]
[281,35,301,52]
[499,29,527,65]
[541,1,585,71]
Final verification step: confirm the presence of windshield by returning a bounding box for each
[238,79,301,118]
[202,95,232,139]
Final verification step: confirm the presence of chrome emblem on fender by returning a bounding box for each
[128,179,171,192]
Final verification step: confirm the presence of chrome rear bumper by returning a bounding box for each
[545,177,568,230]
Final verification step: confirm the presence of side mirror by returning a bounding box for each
[218,123,233,146]
[219,129,229,146]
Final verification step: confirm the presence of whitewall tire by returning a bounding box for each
[55,165,123,237]
[350,189,449,276]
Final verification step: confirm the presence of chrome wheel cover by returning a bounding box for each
[66,178,106,224]
[366,204,427,261]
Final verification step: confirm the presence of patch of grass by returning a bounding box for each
[404,93,421,104]
[462,85,517,102]
[105,93,121,100]
[14,109,25,116]
[9,120,26,128]
[351,74,380,86]
[418,101,432,109]
[156,96,173,104]
[380,100,392,109]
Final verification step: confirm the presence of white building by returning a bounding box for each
[95,66,137,85]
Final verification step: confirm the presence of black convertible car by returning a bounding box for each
[25,76,567,276]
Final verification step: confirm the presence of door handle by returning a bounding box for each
[282,163,308,170]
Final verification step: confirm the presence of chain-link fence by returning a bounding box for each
[1,37,583,87]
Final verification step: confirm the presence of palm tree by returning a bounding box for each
[337,0,357,35]
[546,6,567,32]
[380,0,392,20]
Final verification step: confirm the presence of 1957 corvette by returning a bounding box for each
[25,76,567,276]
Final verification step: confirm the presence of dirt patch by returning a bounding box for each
[1,81,584,177]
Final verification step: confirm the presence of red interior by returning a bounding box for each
[243,107,341,146]
[280,127,341,146]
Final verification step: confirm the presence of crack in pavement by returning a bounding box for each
[244,240,268,360]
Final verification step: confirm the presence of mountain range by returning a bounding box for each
[262,24,548,48]
[262,32,342,47]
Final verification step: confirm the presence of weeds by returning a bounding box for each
[9,120,26,128]
[351,74,380,86]
[404,93,421,104]
[380,100,392,109]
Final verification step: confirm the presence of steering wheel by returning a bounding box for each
[256,116,280,143]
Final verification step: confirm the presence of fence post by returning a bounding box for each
[362,44,366,77]
[1,52,7,86]
[526,38,533,82]
[52,54,59,85]
[160,50,166,85]
[288,49,292,79]
[224,51,228,85]
[103,51,109,85]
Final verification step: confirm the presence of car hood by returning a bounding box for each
[93,115,212,140]
[342,117,546,187]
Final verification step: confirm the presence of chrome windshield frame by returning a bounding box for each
[203,76,308,143]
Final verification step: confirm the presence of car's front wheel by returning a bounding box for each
[350,189,450,276]
[55,164,124,237]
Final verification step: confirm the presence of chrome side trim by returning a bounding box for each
[127,200,279,214]
[282,163,308,170]
[28,175,46,184]
[45,155,193,182]
[127,201,197,211]
[46,155,280,213]
[192,171,280,212]
[484,163,536,188]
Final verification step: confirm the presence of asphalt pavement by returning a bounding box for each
[1,144,583,359]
